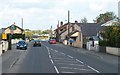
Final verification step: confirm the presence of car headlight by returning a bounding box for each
[24,45,27,47]
[17,44,19,46]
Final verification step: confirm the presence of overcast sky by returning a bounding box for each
[0,0,119,30]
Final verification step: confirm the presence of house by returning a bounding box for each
[55,21,80,43]
[55,21,100,48]
[70,23,100,48]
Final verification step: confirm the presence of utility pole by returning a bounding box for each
[21,18,25,40]
[67,10,70,44]
[21,18,23,29]
[57,20,59,42]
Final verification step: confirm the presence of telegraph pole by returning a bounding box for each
[67,10,70,44]
[68,10,70,37]
[21,18,25,40]
[21,18,23,29]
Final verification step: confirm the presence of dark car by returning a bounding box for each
[16,40,27,50]
[33,40,41,47]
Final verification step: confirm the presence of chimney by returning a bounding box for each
[60,21,63,26]
[75,20,78,24]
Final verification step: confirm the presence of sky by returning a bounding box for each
[0,0,119,30]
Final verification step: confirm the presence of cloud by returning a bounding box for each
[0,0,119,30]
[89,3,104,12]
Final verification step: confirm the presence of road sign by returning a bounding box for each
[2,33,7,40]
[10,25,16,30]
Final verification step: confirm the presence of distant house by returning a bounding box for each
[55,21,79,43]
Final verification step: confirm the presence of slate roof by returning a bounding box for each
[78,23,100,37]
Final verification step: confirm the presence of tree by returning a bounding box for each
[99,22,120,47]
[93,12,117,23]
[80,17,87,23]
[42,29,51,34]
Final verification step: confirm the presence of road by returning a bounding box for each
[3,41,118,74]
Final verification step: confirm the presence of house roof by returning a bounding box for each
[79,23,100,37]
[101,18,118,26]
[8,24,24,31]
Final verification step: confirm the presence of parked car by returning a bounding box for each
[49,39,56,44]
[16,40,27,50]
[33,40,41,47]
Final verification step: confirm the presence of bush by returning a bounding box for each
[99,40,107,46]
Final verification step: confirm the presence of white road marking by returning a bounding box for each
[53,58,67,60]
[76,59,84,64]
[49,54,51,59]
[87,65,100,73]
[54,50,58,52]
[61,71,75,73]
[45,46,60,73]
[55,60,78,63]
[67,55,74,58]
[9,57,19,69]
[60,52,66,55]
[54,66,59,73]
[57,63,84,66]
[51,59,54,64]
[61,67,92,71]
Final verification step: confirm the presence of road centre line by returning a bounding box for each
[49,54,51,59]
[50,59,54,64]
[45,46,60,73]
[54,66,59,73]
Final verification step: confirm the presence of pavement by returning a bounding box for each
[1,44,26,74]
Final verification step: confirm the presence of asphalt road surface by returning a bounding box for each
[3,41,118,74]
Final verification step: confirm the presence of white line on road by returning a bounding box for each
[54,66,59,73]
[57,63,84,66]
[54,50,58,52]
[60,52,66,55]
[45,46,60,73]
[87,65,100,73]
[76,59,84,64]
[61,71,75,73]
[67,55,74,59]
[50,59,54,64]
[49,54,51,59]
[61,67,92,71]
